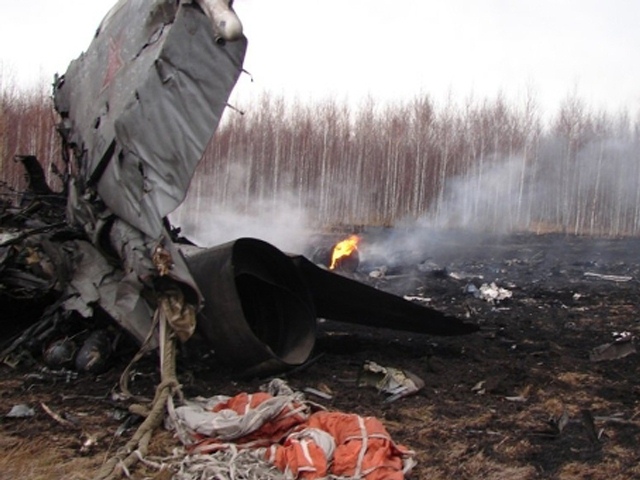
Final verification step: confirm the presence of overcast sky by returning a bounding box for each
[1,0,639,117]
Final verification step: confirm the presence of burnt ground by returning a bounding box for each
[1,231,640,479]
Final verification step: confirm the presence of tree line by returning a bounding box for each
[2,76,640,236]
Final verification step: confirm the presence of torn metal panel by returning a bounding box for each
[589,334,636,362]
[62,241,108,317]
[106,219,199,303]
[54,0,247,238]
[61,239,155,343]
[48,0,247,348]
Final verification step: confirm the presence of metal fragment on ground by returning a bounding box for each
[6,404,36,418]
[303,387,334,401]
[589,335,636,362]
[584,272,633,282]
[358,360,425,402]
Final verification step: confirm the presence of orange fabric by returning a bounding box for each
[268,411,412,479]
[271,436,329,479]
[211,392,270,413]
[185,391,413,479]
[307,411,410,480]
[209,392,306,444]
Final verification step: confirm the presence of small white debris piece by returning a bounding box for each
[584,272,633,282]
[505,395,528,402]
[303,387,333,401]
[6,404,35,418]
[613,331,632,340]
[477,282,512,303]
[464,283,479,295]
[471,380,486,395]
[449,271,478,281]
[0,231,22,246]
[403,295,432,304]
[369,267,387,278]
[80,433,99,454]
[358,361,424,402]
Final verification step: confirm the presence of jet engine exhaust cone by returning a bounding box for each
[184,238,317,378]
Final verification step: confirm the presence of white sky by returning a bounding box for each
[1,0,639,117]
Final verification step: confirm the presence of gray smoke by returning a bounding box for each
[361,134,640,264]
[170,164,314,253]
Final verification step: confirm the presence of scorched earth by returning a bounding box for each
[1,230,639,479]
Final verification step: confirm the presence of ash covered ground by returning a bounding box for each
[1,231,640,479]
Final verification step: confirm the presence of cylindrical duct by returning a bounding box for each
[184,238,317,377]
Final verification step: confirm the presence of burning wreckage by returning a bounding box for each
[1,0,478,477]
[2,0,477,380]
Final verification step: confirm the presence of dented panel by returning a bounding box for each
[54,0,247,237]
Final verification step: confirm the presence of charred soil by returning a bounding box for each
[1,232,640,479]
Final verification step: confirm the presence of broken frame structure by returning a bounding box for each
[3,0,478,378]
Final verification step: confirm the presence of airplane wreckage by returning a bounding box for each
[0,0,479,380]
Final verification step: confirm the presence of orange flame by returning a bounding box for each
[329,235,360,270]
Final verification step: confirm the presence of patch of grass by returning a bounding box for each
[0,438,101,480]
